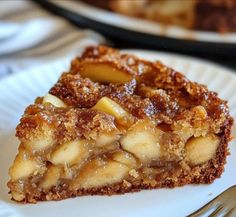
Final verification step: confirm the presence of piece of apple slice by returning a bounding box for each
[50,140,88,166]
[9,149,39,181]
[96,132,120,147]
[120,120,162,163]
[79,62,132,83]
[40,165,62,189]
[112,151,138,168]
[185,134,220,165]
[71,158,130,189]
[43,94,67,108]
[92,97,132,125]
[24,124,55,152]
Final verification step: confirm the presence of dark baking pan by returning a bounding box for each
[33,0,236,58]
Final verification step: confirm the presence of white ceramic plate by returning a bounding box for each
[0,50,236,217]
[50,0,236,44]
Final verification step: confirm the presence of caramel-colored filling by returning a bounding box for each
[8,95,220,201]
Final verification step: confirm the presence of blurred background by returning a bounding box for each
[1,0,236,79]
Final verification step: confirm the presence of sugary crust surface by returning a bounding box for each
[10,46,233,203]
[50,46,230,129]
[16,105,118,143]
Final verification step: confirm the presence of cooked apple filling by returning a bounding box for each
[8,46,233,203]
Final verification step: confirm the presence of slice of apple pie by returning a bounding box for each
[8,46,233,203]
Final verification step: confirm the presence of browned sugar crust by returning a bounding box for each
[50,46,230,126]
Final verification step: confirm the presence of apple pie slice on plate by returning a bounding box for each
[8,46,233,203]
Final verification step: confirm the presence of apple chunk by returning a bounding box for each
[9,149,39,181]
[185,134,220,165]
[24,124,55,152]
[96,132,120,147]
[112,151,137,168]
[79,62,132,83]
[50,140,88,166]
[120,120,162,163]
[40,165,62,189]
[92,97,132,125]
[71,158,129,189]
[43,94,67,108]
